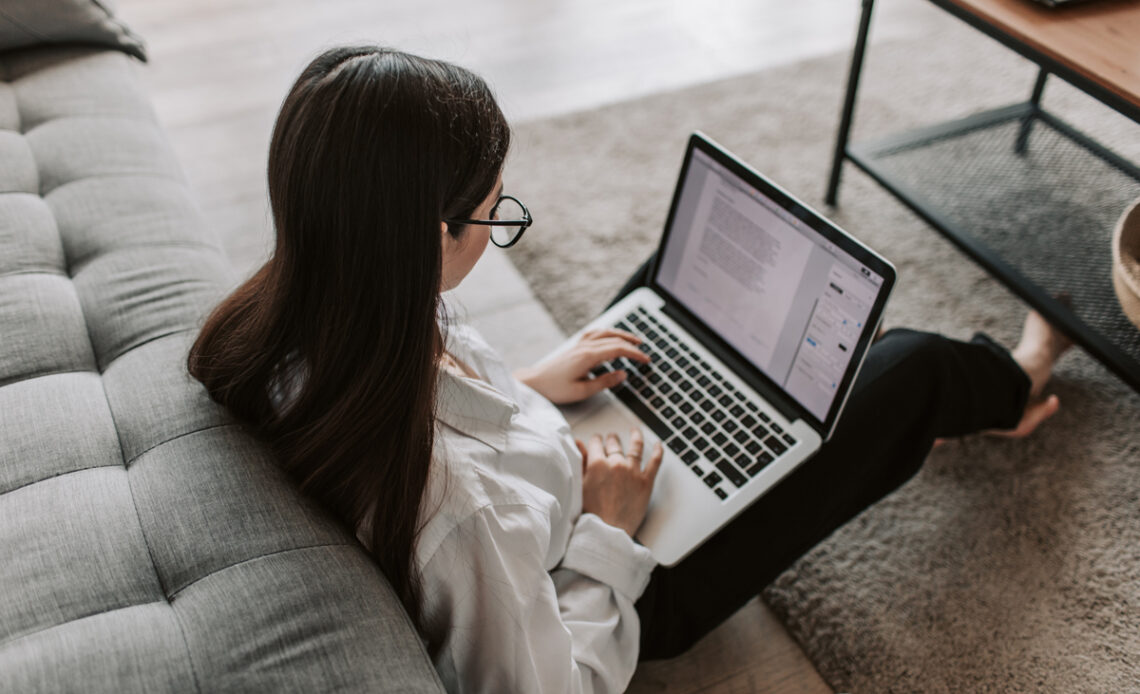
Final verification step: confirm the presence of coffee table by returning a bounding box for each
[826,0,1140,392]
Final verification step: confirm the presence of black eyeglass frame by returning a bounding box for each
[444,194,533,248]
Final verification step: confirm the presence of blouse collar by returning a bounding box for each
[435,368,519,453]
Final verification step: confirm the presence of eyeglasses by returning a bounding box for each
[445,194,533,248]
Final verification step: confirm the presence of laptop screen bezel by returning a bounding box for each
[648,132,896,440]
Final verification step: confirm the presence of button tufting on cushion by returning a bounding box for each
[0,37,443,693]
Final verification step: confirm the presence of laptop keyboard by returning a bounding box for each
[590,306,797,502]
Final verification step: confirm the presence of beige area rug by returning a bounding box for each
[506,19,1140,694]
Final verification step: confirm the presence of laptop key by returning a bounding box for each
[667,438,687,455]
[724,443,741,458]
[751,424,769,439]
[714,488,728,500]
[764,436,787,456]
[709,385,723,398]
[741,414,757,428]
[711,410,726,423]
[745,440,762,455]
[682,426,698,440]
[700,422,716,435]
[700,400,715,413]
[696,375,711,387]
[782,433,797,446]
[691,465,705,477]
[723,420,739,434]
[703,472,722,488]
[691,411,705,425]
[705,449,722,463]
[711,432,728,446]
[694,437,710,451]
[679,380,694,392]
[770,422,784,435]
[672,416,686,430]
[733,429,749,443]
[746,451,775,476]
[669,392,684,405]
[758,411,771,423]
[611,386,672,441]
[681,450,699,465]
[679,401,694,415]
[718,394,734,408]
[716,461,747,488]
[650,396,665,409]
[729,404,745,418]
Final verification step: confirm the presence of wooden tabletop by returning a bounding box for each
[939,0,1140,113]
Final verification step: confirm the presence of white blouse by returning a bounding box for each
[395,321,658,693]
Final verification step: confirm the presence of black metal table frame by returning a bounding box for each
[825,0,1140,392]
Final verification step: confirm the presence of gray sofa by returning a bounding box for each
[0,3,443,691]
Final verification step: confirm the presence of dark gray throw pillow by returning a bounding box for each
[0,0,146,61]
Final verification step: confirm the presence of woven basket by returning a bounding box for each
[1113,199,1140,331]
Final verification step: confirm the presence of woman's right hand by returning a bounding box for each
[576,428,664,537]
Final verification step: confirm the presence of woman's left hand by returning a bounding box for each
[514,329,650,404]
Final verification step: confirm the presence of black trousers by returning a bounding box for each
[608,256,1032,661]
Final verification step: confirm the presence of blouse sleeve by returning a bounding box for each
[421,503,657,694]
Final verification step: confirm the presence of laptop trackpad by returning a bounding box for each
[563,395,664,451]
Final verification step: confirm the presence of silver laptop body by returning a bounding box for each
[544,133,896,566]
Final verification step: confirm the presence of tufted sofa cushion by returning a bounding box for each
[0,45,443,692]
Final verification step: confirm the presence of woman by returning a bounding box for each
[189,46,1069,692]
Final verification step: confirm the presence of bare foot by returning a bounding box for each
[1011,309,1072,400]
[987,310,1072,438]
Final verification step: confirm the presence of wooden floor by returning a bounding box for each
[113,0,947,691]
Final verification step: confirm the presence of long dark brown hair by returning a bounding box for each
[188,46,510,635]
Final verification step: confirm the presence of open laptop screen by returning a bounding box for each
[654,138,890,428]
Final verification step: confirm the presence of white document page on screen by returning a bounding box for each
[668,175,813,372]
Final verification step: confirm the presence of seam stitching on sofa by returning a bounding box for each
[0,599,168,651]
[101,328,194,373]
[113,395,206,694]
[0,367,99,390]
[23,113,165,137]
[68,241,221,276]
[0,268,68,280]
[82,298,205,691]
[126,422,238,466]
[42,170,188,199]
[0,462,120,497]
[167,542,355,601]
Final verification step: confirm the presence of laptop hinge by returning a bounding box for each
[660,302,805,427]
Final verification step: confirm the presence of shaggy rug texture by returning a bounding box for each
[506,19,1140,694]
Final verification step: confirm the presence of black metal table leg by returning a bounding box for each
[826,0,877,206]
[1015,68,1049,154]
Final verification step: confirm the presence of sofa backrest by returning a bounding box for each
[0,38,442,694]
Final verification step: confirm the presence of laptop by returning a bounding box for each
[544,132,896,566]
